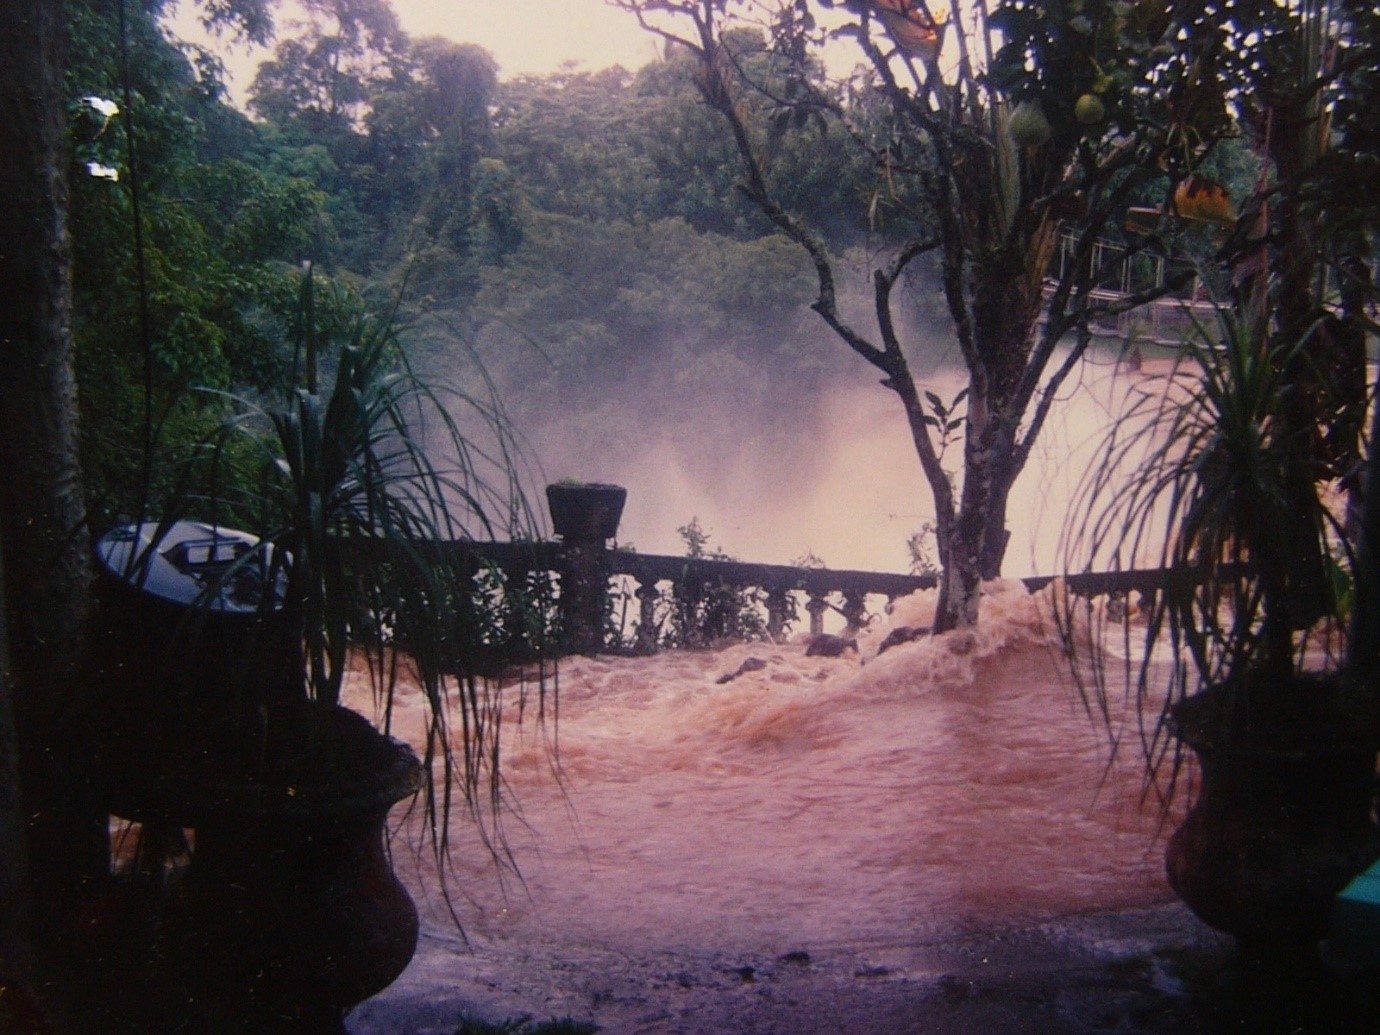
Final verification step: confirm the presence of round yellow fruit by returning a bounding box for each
[1074,93,1106,125]
[1009,100,1053,147]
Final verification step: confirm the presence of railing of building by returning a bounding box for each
[1044,233,1221,347]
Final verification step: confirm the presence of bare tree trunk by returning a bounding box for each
[938,454,989,631]
[0,533,31,995]
[979,467,1015,581]
[0,0,106,925]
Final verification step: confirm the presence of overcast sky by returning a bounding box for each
[169,0,665,104]
[394,0,662,76]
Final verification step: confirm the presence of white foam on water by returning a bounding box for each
[346,582,1174,959]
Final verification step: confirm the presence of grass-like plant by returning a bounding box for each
[1055,282,1353,791]
[185,265,552,849]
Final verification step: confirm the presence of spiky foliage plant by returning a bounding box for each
[186,265,552,853]
[1055,286,1355,794]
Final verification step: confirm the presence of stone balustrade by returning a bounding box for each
[350,485,1227,661]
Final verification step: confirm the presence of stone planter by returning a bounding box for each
[546,482,626,542]
[146,702,423,1033]
[1165,678,1378,959]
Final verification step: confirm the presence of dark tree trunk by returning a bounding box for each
[934,223,1055,617]
[936,433,990,631]
[931,415,1023,629]
[0,0,107,928]
[979,474,1015,581]
[0,539,30,989]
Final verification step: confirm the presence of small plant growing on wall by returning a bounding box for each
[660,517,769,648]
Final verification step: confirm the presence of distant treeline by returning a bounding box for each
[67,1,932,518]
[71,0,1235,522]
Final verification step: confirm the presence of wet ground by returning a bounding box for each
[346,903,1380,1034]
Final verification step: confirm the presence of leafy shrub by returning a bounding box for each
[658,517,770,649]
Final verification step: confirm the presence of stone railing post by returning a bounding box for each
[635,576,660,653]
[766,585,792,641]
[841,589,867,634]
[547,483,626,656]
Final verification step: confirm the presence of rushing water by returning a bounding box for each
[348,581,1172,964]
[338,356,1193,1033]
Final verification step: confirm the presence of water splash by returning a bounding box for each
[350,581,1173,959]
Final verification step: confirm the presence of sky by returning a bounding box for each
[391,0,662,77]
[170,0,665,105]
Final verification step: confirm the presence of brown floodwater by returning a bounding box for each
[347,581,1173,961]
